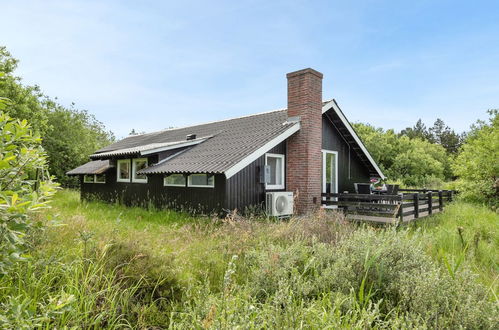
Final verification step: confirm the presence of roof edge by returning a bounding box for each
[224,122,301,179]
[322,100,386,179]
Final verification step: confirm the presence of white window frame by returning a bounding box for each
[132,158,148,183]
[83,174,95,183]
[265,153,285,190]
[164,174,186,187]
[117,159,131,182]
[94,174,106,184]
[187,174,215,188]
[322,149,339,209]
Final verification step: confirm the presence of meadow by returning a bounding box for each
[0,189,497,328]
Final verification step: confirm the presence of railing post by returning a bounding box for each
[438,190,443,211]
[398,193,404,222]
[427,191,432,215]
[449,190,453,202]
[414,193,419,219]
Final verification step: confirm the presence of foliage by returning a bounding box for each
[0,108,57,273]
[1,190,496,328]
[452,110,498,207]
[400,118,463,154]
[0,47,114,186]
[353,123,451,186]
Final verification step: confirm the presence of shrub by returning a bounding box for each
[0,108,57,273]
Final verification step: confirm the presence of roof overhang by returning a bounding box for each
[322,100,386,179]
[89,136,212,159]
[66,159,113,175]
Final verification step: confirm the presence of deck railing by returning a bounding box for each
[321,189,454,224]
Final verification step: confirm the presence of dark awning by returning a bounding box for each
[66,160,113,175]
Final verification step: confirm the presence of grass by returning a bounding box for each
[0,189,497,328]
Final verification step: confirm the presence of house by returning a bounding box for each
[67,68,385,214]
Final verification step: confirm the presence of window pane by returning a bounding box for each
[84,175,94,183]
[133,159,147,180]
[190,174,207,185]
[207,175,214,186]
[267,157,277,185]
[189,174,214,187]
[119,161,130,179]
[165,174,185,186]
[95,174,105,183]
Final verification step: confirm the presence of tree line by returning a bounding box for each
[0,47,114,186]
[0,45,496,206]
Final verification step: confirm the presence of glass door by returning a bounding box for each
[322,150,338,208]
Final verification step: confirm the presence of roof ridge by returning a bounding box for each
[126,107,288,139]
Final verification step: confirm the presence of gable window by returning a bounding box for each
[83,175,94,183]
[265,153,285,190]
[164,174,186,187]
[117,159,130,182]
[132,158,148,183]
[187,174,214,188]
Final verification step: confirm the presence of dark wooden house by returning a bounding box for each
[67,68,385,214]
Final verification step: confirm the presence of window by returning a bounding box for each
[117,159,130,182]
[83,175,94,183]
[265,153,285,190]
[95,174,106,184]
[84,174,106,183]
[187,174,214,188]
[164,174,186,187]
[132,158,148,183]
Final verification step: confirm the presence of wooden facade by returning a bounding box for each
[79,113,373,214]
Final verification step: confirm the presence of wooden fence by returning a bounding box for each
[321,189,454,224]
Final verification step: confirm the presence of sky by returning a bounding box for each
[1,0,498,138]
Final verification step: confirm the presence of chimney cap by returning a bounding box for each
[286,68,323,79]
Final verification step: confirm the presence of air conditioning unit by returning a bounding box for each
[266,192,294,217]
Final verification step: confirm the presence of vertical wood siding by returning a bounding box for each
[81,154,226,214]
[321,117,371,192]
[224,142,286,212]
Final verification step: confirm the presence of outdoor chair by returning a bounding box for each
[357,183,371,194]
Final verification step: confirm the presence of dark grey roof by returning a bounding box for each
[72,100,384,178]
[66,159,112,175]
[132,109,298,174]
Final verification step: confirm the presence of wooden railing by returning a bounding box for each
[321,189,454,223]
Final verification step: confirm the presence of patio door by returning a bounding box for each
[322,150,338,208]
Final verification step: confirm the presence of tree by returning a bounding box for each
[429,118,462,154]
[400,119,431,141]
[354,122,451,187]
[0,47,114,186]
[452,110,498,206]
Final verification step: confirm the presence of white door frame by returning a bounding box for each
[322,150,338,209]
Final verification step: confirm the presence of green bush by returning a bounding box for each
[452,110,498,207]
[0,107,57,273]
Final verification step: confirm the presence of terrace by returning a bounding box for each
[321,188,455,224]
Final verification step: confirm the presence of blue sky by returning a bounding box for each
[2,0,498,138]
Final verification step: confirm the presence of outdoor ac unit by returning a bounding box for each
[266,192,294,217]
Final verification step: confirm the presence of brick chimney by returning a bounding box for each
[286,68,323,214]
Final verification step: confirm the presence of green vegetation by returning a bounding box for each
[0,47,114,186]
[0,190,497,328]
[0,104,57,274]
[451,110,499,207]
[1,43,497,329]
[353,122,452,187]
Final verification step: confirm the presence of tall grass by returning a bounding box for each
[0,190,497,328]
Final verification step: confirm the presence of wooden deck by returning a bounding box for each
[322,189,454,224]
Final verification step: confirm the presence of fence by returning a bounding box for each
[321,189,454,224]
